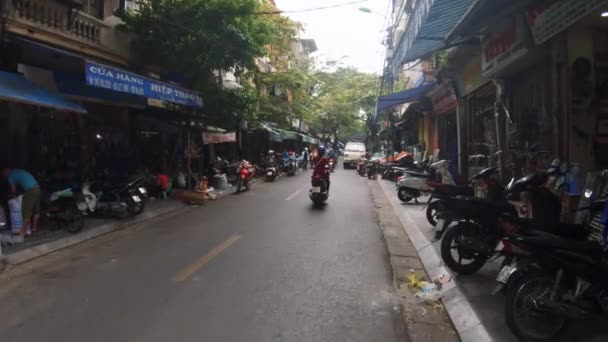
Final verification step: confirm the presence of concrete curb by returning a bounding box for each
[1,202,188,268]
[377,180,493,342]
[367,180,458,342]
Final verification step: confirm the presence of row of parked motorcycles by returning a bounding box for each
[392,156,608,341]
[42,172,149,234]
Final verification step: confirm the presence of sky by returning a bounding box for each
[274,0,391,75]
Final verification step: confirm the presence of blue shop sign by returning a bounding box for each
[85,62,203,108]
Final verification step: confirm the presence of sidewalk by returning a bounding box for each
[373,178,494,342]
[366,179,459,342]
[376,179,608,342]
[0,187,236,270]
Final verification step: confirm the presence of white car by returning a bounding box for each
[343,142,366,169]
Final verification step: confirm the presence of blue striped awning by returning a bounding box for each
[0,71,86,113]
[377,81,436,111]
[391,0,474,71]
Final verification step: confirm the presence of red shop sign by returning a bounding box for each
[432,84,457,114]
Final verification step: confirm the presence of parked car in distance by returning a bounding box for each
[343,142,366,169]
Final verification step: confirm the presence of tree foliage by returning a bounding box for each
[310,67,378,142]
[119,0,299,124]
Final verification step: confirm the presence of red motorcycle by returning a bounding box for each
[236,160,255,193]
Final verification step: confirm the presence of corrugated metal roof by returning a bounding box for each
[392,0,475,70]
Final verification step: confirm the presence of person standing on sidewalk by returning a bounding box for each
[2,168,41,236]
[302,147,309,170]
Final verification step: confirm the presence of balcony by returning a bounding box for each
[5,0,131,65]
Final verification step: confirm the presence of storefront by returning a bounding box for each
[430,82,458,175]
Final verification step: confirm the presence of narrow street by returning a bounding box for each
[0,170,407,342]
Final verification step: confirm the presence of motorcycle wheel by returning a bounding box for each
[440,222,488,275]
[128,200,145,216]
[236,178,242,193]
[64,208,85,234]
[505,273,567,342]
[398,188,413,203]
[426,201,443,226]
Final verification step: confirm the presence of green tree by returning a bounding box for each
[119,0,299,125]
[310,67,379,143]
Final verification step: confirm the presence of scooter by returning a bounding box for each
[425,167,501,227]
[309,164,330,206]
[283,157,298,176]
[43,185,85,234]
[265,164,277,182]
[79,177,145,218]
[396,160,454,203]
[357,159,367,177]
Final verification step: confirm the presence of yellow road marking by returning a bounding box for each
[171,234,242,282]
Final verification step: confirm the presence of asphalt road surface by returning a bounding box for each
[0,168,407,342]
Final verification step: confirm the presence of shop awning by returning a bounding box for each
[0,71,86,113]
[377,82,436,111]
[260,123,283,142]
[280,129,298,141]
[391,0,474,70]
[299,133,318,144]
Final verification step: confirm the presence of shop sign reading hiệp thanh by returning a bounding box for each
[85,62,203,108]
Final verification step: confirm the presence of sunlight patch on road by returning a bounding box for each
[171,234,242,282]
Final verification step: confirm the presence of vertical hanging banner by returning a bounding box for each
[85,62,203,108]
[527,0,608,46]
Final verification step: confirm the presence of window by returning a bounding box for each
[82,0,103,19]
[123,0,140,12]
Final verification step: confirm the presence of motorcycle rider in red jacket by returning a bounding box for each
[312,146,330,191]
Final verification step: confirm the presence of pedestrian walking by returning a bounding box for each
[302,147,309,170]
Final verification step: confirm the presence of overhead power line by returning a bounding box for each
[253,0,369,15]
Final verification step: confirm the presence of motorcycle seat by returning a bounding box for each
[404,171,430,178]
[432,184,474,197]
[517,234,603,256]
[513,218,587,240]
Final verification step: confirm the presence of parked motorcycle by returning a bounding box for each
[265,164,277,182]
[366,160,377,179]
[425,167,501,227]
[496,197,608,341]
[79,177,145,218]
[357,159,367,177]
[42,185,85,234]
[396,160,454,203]
[439,168,575,275]
[236,160,255,193]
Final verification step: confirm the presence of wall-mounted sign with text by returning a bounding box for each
[85,62,203,108]
[431,83,457,114]
[481,16,529,77]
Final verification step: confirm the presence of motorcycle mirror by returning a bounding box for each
[584,189,593,199]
